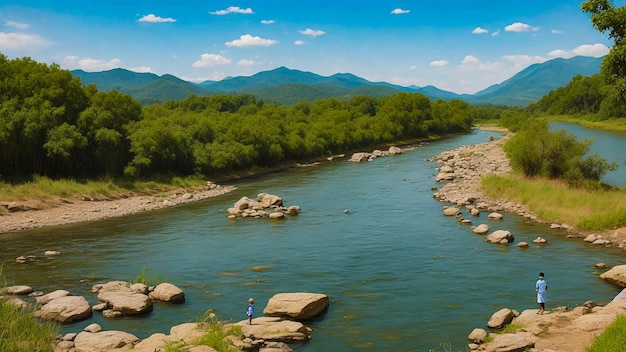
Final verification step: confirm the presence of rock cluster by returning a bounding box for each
[45,291,327,352]
[1,280,185,325]
[467,287,626,352]
[228,193,300,220]
[348,145,403,162]
[431,134,537,220]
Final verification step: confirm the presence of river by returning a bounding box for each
[0,126,624,351]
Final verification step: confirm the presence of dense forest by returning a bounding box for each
[0,54,479,180]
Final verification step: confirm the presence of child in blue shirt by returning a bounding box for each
[536,272,548,314]
[246,298,254,324]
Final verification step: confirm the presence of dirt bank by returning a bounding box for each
[0,183,236,234]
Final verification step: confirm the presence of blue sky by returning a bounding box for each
[0,1,622,94]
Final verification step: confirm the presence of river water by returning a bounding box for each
[551,121,626,187]
[1,127,624,351]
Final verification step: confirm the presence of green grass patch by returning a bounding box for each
[0,175,208,202]
[131,264,165,286]
[547,115,626,135]
[493,323,525,334]
[481,173,626,231]
[586,314,626,352]
[163,315,243,352]
[0,267,60,352]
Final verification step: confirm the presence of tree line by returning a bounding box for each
[0,54,477,181]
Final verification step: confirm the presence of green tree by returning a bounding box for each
[504,120,617,185]
[44,122,88,176]
[0,56,88,177]
[78,90,142,176]
[581,0,626,104]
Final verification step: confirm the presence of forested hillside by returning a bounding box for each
[0,54,479,181]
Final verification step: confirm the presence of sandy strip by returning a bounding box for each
[0,184,237,234]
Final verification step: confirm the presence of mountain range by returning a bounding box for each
[72,56,602,107]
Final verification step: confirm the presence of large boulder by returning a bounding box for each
[483,333,534,352]
[36,296,92,323]
[237,316,310,342]
[95,281,153,315]
[485,230,514,244]
[4,285,33,295]
[599,265,626,288]
[36,289,71,305]
[472,224,489,235]
[468,328,488,343]
[443,207,459,216]
[388,146,402,155]
[74,330,139,352]
[263,292,329,320]
[234,196,252,210]
[349,152,371,162]
[487,308,515,329]
[258,193,283,208]
[97,290,153,315]
[149,283,185,303]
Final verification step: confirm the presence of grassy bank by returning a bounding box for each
[0,175,208,202]
[481,173,626,231]
[546,115,626,135]
[1,268,60,352]
[586,314,626,352]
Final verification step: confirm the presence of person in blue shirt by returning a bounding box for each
[246,298,255,324]
[536,272,548,314]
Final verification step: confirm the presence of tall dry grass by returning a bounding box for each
[481,173,626,231]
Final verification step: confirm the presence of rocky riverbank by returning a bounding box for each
[431,132,626,351]
[431,132,626,248]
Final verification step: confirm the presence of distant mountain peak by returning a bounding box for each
[72,55,601,106]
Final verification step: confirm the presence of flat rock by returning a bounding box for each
[263,292,329,320]
[73,330,138,352]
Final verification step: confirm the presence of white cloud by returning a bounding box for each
[299,28,326,37]
[548,49,571,58]
[129,66,153,73]
[238,59,255,66]
[294,40,305,45]
[4,20,29,29]
[409,65,417,70]
[62,56,121,71]
[505,22,539,32]
[192,53,231,67]
[0,32,52,49]
[261,20,275,24]
[460,55,502,71]
[548,43,609,59]
[225,34,277,47]
[138,14,176,23]
[551,29,564,34]
[472,27,488,34]
[391,8,410,15]
[573,43,609,57]
[182,72,227,83]
[430,60,449,67]
[461,55,480,66]
[502,54,547,69]
[210,6,254,15]
[491,30,500,37]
